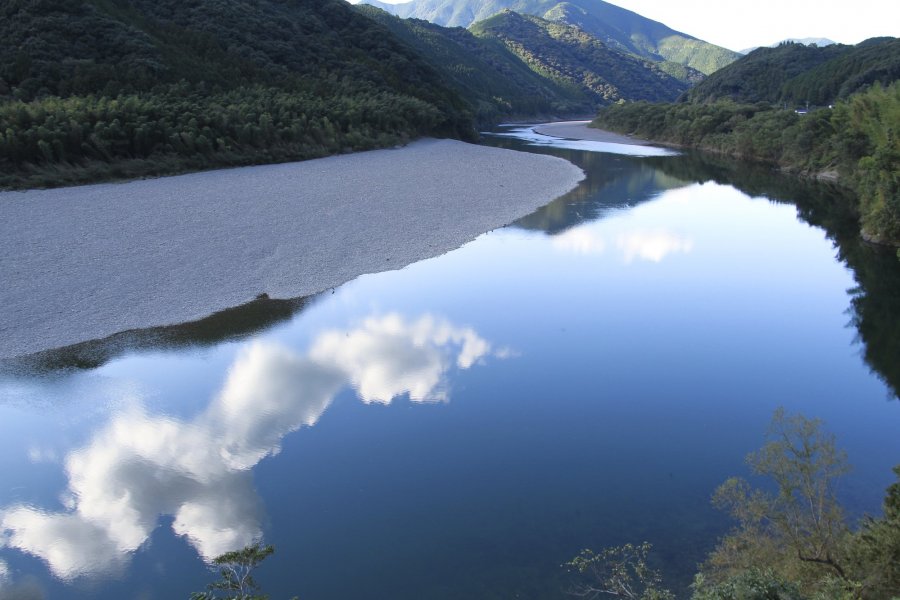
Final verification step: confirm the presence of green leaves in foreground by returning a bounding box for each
[564,542,674,600]
[191,542,276,600]
[570,409,900,600]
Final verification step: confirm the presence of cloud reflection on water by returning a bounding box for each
[0,314,495,582]
[553,226,694,263]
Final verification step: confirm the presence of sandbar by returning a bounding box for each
[533,120,650,145]
[0,139,583,359]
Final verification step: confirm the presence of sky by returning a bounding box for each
[363,0,899,52]
[601,0,900,51]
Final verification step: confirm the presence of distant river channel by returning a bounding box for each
[0,125,898,599]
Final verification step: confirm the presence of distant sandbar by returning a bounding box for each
[533,120,651,145]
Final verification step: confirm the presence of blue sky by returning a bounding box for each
[362,0,899,52]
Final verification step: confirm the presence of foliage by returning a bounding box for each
[191,542,276,600]
[569,409,900,600]
[689,569,804,600]
[0,0,475,187]
[367,0,740,75]
[469,11,688,106]
[686,38,900,106]
[591,81,900,246]
[564,543,675,600]
[847,466,900,598]
[355,5,591,123]
[700,409,852,592]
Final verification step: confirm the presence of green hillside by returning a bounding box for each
[363,0,740,75]
[469,10,689,104]
[591,82,900,246]
[354,5,592,122]
[687,37,900,105]
[0,0,474,188]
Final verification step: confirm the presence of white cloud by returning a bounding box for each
[309,314,491,402]
[1,313,493,581]
[553,227,608,256]
[616,230,694,263]
[1,510,129,580]
[553,224,694,264]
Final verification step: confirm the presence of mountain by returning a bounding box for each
[355,5,593,121]
[360,0,740,75]
[0,0,474,187]
[469,10,689,104]
[740,38,837,55]
[686,37,900,105]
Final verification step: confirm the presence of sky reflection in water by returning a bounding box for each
[1,314,498,583]
[0,128,898,600]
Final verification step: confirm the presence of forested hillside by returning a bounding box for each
[592,82,900,246]
[363,0,740,75]
[468,10,689,104]
[355,5,592,122]
[0,0,474,188]
[687,37,900,105]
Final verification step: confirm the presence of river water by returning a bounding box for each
[0,126,897,599]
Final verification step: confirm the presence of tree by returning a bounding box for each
[700,409,852,592]
[564,542,675,600]
[191,542,276,600]
[849,465,900,599]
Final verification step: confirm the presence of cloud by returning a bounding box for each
[553,225,694,264]
[309,314,491,402]
[616,230,694,263]
[1,313,493,581]
[553,228,608,256]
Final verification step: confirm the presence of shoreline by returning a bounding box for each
[0,139,584,359]
[532,120,651,146]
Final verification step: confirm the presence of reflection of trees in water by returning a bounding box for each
[2,294,312,373]
[486,141,693,234]
[646,151,900,399]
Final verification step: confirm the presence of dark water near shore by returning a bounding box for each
[1,126,898,599]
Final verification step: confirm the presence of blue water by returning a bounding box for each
[0,126,897,599]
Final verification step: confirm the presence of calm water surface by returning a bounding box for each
[1,126,898,599]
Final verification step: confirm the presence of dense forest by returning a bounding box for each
[0,0,731,188]
[355,6,594,123]
[593,63,900,246]
[468,10,689,105]
[364,0,739,76]
[685,37,900,105]
[0,0,475,188]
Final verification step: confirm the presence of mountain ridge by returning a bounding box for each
[358,0,740,75]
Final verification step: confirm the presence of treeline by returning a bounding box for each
[0,0,474,188]
[685,37,900,105]
[591,82,900,246]
[0,81,457,188]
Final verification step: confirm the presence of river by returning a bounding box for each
[0,125,897,599]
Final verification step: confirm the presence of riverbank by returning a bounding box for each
[533,121,651,146]
[0,139,583,359]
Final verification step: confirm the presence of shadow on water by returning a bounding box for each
[0,293,314,374]
[645,150,900,400]
[488,130,900,400]
[486,135,693,234]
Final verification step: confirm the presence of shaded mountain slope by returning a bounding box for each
[687,37,900,105]
[469,10,689,104]
[0,0,475,187]
[362,0,740,75]
[355,5,592,121]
